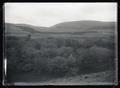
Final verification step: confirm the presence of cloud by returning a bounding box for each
[5,3,117,27]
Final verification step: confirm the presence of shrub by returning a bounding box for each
[56,38,66,48]
[49,56,68,76]
[81,39,95,48]
[80,45,113,72]
[56,46,73,57]
[95,38,115,49]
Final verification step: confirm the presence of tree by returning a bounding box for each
[56,38,66,48]
[56,46,73,57]
[26,34,31,41]
[81,45,113,72]
[67,54,76,67]
[48,56,68,76]
[82,39,95,48]
[66,54,78,76]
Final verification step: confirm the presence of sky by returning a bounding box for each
[5,3,117,27]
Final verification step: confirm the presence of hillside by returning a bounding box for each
[5,21,115,33]
[15,24,48,32]
[5,23,48,34]
[47,21,115,32]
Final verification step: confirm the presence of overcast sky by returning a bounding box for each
[5,3,117,27]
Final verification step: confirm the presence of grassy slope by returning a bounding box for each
[10,70,116,86]
[40,70,116,85]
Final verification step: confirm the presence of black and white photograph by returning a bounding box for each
[4,2,118,85]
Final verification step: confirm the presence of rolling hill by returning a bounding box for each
[15,24,48,32]
[47,21,115,32]
[5,21,116,33]
[5,23,48,34]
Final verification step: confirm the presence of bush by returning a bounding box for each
[56,46,73,57]
[82,39,95,48]
[95,38,115,49]
[80,45,113,72]
[56,38,66,48]
[48,56,68,76]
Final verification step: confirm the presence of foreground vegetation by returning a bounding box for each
[5,33,116,83]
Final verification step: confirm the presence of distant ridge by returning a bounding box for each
[5,21,116,33]
[5,23,48,34]
[47,21,115,32]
